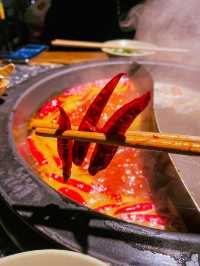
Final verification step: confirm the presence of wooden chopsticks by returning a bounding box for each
[31,121,200,156]
[51,39,189,53]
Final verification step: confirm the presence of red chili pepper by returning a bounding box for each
[88,91,151,175]
[114,202,155,215]
[72,73,126,166]
[67,179,93,193]
[59,187,85,204]
[37,97,62,118]
[122,213,168,226]
[53,156,62,167]
[95,204,120,212]
[48,173,92,193]
[57,106,72,182]
[48,173,63,183]
[27,136,48,166]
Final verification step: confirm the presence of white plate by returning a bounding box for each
[102,39,156,57]
[0,250,108,266]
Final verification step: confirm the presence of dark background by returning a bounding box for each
[0,0,143,51]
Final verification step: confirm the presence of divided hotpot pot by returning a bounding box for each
[1,59,200,266]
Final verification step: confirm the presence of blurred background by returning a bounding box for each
[0,0,143,51]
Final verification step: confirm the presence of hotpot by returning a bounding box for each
[0,59,200,265]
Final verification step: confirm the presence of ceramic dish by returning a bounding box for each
[0,250,108,266]
[102,39,156,57]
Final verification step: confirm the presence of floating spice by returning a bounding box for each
[59,187,85,204]
[88,91,151,175]
[57,106,72,182]
[114,202,155,215]
[118,213,168,227]
[73,73,126,165]
[27,136,48,166]
[38,97,62,118]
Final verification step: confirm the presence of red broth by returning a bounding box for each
[27,77,185,231]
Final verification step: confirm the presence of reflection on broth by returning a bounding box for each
[26,77,185,231]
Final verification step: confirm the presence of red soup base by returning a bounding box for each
[27,77,185,231]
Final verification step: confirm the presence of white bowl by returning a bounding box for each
[0,250,109,266]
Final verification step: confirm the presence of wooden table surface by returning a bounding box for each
[30,51,109,65]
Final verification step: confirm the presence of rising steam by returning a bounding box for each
[121,0,200,65]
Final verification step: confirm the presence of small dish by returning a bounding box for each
[0,249,108,266]
[102,39,156,57]
[0,63,15,96]
[0,77,9,96]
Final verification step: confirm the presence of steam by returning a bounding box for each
[121,0,200,65]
